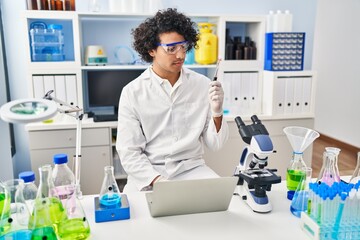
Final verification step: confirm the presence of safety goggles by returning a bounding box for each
[157,40,189,55]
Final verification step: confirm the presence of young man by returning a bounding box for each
[116,8,229,192]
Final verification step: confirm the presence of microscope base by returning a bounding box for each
[237,185,272,213]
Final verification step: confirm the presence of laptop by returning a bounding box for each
[145,177,238,217]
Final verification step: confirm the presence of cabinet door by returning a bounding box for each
[30,145,111,195]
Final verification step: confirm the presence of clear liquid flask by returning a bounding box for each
[317,147,341,184]
[290,167,312,217]
[349,152,360,184]
[284,127,319,194]
[29,165,66,240]
[1,179,32,239]
[317,150,339,186]
[99,166,121,207]
[56,185,90,240]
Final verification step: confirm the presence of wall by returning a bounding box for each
[312,0,360,147]
[0,0,317,177]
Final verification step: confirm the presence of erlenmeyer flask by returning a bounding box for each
[325,147,341,182]
[284,126,319,197]
[349,152,360,184]
[99,166,121,207]
[1,179,32,239]
[29,165,66,240]
[317,150,338,186]
[290,167,312,217]
[0,181,11,236]
[56,185,90,240]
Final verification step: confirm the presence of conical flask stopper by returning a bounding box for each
[284,126,320,153]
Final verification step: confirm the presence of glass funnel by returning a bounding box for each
[290,167,312,217]
[99,166,121,207]
[29,165,67,240]
[349,152,360,184]
[283,126,319,195]
[56,185,90,240]
[1,179,32,239]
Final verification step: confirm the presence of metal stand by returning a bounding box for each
[44,90,83,198]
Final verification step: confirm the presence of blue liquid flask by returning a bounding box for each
[290,167,312,217]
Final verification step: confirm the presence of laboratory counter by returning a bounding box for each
[80,180,310,240]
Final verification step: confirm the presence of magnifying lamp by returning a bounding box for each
[0,90,84,198]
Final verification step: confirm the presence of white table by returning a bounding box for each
[80,180,310,240]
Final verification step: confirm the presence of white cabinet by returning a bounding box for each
[28,127,112,195]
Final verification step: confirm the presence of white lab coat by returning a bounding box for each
[116,67,229,191]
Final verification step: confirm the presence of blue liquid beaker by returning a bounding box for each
[290,167,312,217]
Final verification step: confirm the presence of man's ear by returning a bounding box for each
[149,49,155,58]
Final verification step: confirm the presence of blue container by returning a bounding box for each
[264,32,305,71]
[29,22,65,62]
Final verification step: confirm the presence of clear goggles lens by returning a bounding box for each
[157,41,189,54]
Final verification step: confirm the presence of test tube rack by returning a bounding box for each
[300,212,359,240]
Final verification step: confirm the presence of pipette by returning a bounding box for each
[212,59,221,81]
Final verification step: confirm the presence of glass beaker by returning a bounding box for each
[284,126,319,197]
[56,185,90,240]
[0,181,11,236]
[290,167,312,217]
[99,166,121,207]
[349,152,360,184]
[317,150,338,186]
[1,179,32,239]
[29,165,66,240]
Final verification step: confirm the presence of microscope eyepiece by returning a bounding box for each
[235,116,245,127]
[251,115,261,125]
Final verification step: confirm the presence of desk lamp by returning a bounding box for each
[0,90,84,198]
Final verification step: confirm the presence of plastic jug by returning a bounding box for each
[195,23,218,65]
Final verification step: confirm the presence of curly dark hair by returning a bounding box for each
[132,8,199,63]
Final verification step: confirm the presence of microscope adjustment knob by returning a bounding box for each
[242,195,247,200]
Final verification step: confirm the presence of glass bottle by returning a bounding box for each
[0,181,11,236]
[29,165,67,240]
[99,166,121,207]
[2,179,32,239]
[290,167,312,217]
[19,171,38,214]
[349,152,360,184]
[56,185,90,240]
[317,151,338,186]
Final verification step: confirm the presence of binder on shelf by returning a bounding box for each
[65,75,78,106]
[249,72,260,114]
[43,75,55,96]
[273,77,286,115]
[284,77,295,114]
[221,72,232,116]
[240,72,250,115]
[302,76,312,113]
[32,75,45,99]
[293,77,303,114]
[54,75,67,104]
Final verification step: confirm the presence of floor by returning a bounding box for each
[311,137,358,179]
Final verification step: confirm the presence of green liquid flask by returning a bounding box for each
[1,179,32,240]
[29,165,67,239]
[0,183,11,236]
[56,185,90,240]
[284,127,319,199]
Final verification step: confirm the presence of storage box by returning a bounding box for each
[29,23,65,62]
[264,32,305,71]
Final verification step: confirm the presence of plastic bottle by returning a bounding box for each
[266,10,274,33]
[284,10,293,32]
[195,23,218,64]
[52,154,75,205]
[19,171,38,213]
[273,10,285,32]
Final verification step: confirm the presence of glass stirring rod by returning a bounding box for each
[212,59,222,81]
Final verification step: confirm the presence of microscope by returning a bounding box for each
[234,115,281,213]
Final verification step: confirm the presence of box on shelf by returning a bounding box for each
[29,22,65,62]
[264,32,305,71]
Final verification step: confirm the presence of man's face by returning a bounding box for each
[149,32,186,79]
